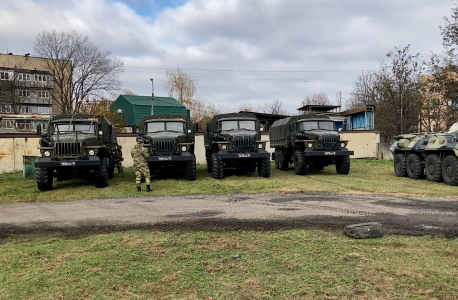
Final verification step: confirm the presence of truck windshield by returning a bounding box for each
[221,120,256,131]
[301,121,334,131]
[53,122,95,133]
[147,121,185,133]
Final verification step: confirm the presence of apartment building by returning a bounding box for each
[0,53,68,131]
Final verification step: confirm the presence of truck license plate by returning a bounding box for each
[60,161,76,166]
[238,154,251,158]
[158,157,172,161]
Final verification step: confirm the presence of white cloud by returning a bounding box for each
[0,0,455,113]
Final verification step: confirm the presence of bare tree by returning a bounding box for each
[34,30,124,114]
[163,68,198,108]
[301,92,332,106]
[238,103,255,112]
[188,98,220,130]
[346,71,378,110]
[258,98,287,115]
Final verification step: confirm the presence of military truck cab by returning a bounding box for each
[35,114,123,191]
[269,115,354,175]
[204,113,271,179]
[137,114,196,181]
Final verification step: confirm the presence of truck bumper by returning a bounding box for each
[304,150,354,157]
[147,153,195,162]
[217,150,270,159]
[35,157,101,168]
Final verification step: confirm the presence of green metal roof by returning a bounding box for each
[114,95,190,126]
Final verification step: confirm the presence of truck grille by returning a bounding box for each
[56,142,81,155]
[319,135,339,151]
[232,136,255,153]
[152,138,176,156]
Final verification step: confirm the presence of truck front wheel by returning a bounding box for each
[36,167,53,191]
[95,157,109,188]
[212,153,224,179]
[186,155,197,181]
[278,149,289,171]
[294,150,307,175]
[336,155,350,175]
[258,157,271,178]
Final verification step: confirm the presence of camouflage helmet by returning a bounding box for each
[136,137,144,144]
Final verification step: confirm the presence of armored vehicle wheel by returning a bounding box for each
[212,153,224,179]
[108,155,115,179]
[258,157,271,178]
[442,155,458,186]
[95,157,109,188]
[278,149,289,171]
[406,153,424,179]
[394,153,407,177]
[294,150,307,175]
[336,155,350,175]
[36,167,53,191]
[186,155,197,181]
[425,154,442,182]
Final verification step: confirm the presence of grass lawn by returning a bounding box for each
[1,159,457,299]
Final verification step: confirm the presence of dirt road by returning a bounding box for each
[1,193,458,238]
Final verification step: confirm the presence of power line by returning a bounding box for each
[124,66,368,73]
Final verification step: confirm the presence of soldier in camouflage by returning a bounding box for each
[131,137,151,192]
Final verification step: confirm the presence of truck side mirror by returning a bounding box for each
[194,123,199,132]
[132,124,137,134]
[37,124,41,135]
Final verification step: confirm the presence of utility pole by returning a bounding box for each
[150,78,154,115]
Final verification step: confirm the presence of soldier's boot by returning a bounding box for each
[146,185,152,192]
[137,186,141,192]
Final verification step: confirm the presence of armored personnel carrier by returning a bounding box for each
[204,112,270,179]
[136,114,197,181]
[35,114,123,191]
[389,123,458,186]
[269,114,354,175]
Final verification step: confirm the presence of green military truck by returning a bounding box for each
[35,114,123,191]
[204,112,271,179]
[269,114,354,175]
[389,122,458,185]
[136,114,197,181]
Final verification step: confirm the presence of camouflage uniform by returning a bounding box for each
[131,139,151,192]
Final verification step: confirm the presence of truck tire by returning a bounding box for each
[278,149,289,171]
[336,155,350,175]
[212,153,224,179]
[36,167,53,191]
[206,152,213,173]
[442,155,458,186]
[394,153,407,177]
[186,155,197,181]
[95,157,109,188]
[258,157,271,178]
[274,150,280,169]
[425,154,442,182]
[406,153,424,179]
[108,155,115,179]
[294,150,307,175]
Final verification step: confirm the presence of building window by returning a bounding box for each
[0,71,11,80]
[0,104,12,113]
[34,74,50,82]
[38,107,50,114]
[1,120,13,129]
[18,90,30,97]
[20,106,32,114]
[38,91,49,98]
[18,121,32,130]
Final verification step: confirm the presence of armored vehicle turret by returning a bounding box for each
[136,114,197,181]
[269,114,354,175]
[35,114,123,191]
[204,112,271,179]
[389,122,458,186]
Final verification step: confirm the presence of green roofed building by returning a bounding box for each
[114,95,190,126]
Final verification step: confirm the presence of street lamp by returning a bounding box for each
[150,78,154,115]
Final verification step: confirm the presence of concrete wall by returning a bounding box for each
[0,131,384,174]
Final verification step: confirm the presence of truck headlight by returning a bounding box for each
[340,142,347,148]
[44,151,51,157]
[181,146,187,152]
[307,142,313,148]
[258,143,263,149]
[88,149,95,156]
[221,144,227,150]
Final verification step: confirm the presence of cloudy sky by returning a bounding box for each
[1,0,456,114]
